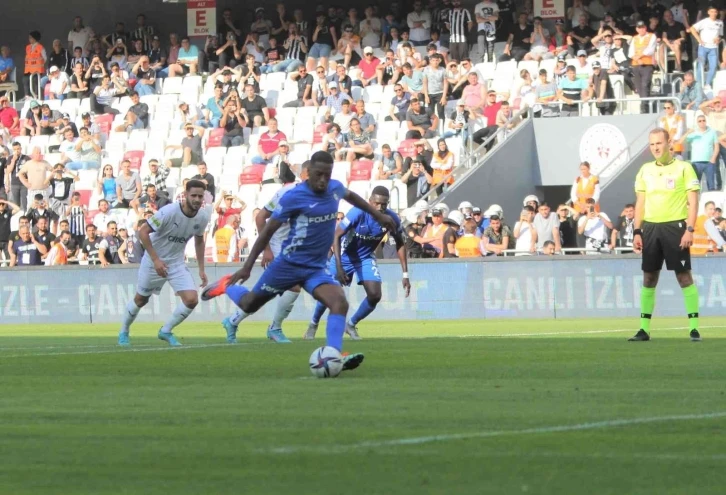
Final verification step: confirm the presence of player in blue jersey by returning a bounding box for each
[201,151,396,370]
[304,186,411,340]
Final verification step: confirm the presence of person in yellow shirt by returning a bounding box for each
[454,220,482,257]
[570,161,600,214]
[213,214,240,263]
[630,127,701,342]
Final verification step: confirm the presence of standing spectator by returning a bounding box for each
[570,161,600,215]
[557,204,580,251]
[401,157,433,205]
[93,199,114,235]
[217,9,243,67]
[115,159,142,208]
[213,214,240,262]
[33,216,55,255]
[65,192,86,247]
[191,162,216,201]
[10,225,45,266]
[0,199,21,260]
[251,118,287,165]
[475,0,499,62]
[132,14,155,51]
[454,220,483,256]
[533,202,561,252]
[307,14,336,72]
[680,115,720,191]
[577,198,613,254]
[360,6,383,49]
[400,63,424,100]
[68,17,94,57]
[131,57,156,96]
[407,1,432,47]
[423,53,448,122]
[79,224,102,265]
[47,40,71,79]
[446,0,473,61]
[141,159,170,194]
[274,24,307,74]
[45,164,78,226]
[18,148,51,205]
[214,192,246,230]
[26,194,55,230]
[629,20,657,114]
[678,71,705,110]
[690,6,722,90]
[24,31,47,100]
[513,206,537,255]
[97,164,117,204]
[611,203,636,250]
[590,61,615,115]
[557,65,589,117]
[283,66,314,107]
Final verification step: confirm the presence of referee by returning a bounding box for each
[630,128,701,342]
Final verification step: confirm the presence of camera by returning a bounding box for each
[227,32,235,41]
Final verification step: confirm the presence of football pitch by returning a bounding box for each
[2,317,726,494]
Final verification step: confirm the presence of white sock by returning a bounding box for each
[120,300,142,333]
[160,303,194,334]
[230,308,250,325]
[271,291,300,329]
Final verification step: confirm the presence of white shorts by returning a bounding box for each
[136,260,196,297]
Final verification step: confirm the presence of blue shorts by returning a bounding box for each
[309,43,333,58]
[252,257,339,296]
[327,256,382,286]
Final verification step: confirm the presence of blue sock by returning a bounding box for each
[311,301,327,325]
[326,314,346,351]
[350,297,377,325]
[225,284,249,306]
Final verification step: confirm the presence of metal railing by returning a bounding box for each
[575,95,681,116]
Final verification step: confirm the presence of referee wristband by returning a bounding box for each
[402,272,409,279]
[633,229,643,236]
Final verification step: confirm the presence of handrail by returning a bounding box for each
[501,247,603,256]
[576,95,680,116]
[417,106,532,206]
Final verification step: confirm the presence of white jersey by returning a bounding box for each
[264,183,297,256]
[474,1,499,35]
[144,203,211,265]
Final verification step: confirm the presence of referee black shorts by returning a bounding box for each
[642,220,691,273]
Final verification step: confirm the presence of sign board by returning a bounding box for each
[533,0,565,19]
[187,0,217,37]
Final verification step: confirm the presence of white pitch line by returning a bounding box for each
[265,411,726,454]
[0,343,239,359]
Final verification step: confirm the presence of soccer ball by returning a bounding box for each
[309,346,344,378]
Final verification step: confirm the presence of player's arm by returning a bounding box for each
[392,230,411,296]
[255,207,276,267]
[194,234,207,287]
[229,218,284,285]
[343,190,396,231]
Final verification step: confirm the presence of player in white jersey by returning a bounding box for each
[118,180,212,347]
[220,162,310,343]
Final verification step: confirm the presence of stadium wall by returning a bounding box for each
[4,256,726,325]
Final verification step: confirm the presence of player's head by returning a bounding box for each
[369,186,390,213]
[300,160,310,181]
[307,151,334,193]
[184,179,206,212]
[648,128,671,162]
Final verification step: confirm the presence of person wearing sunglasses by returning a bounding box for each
[658,103,686,159]
[679,115,719,191]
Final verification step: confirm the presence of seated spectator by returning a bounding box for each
[141,159,170,194]
[444,100,470,142]
[454,220,483,257]
[431,139,454,195]
[405,97,438,139]
[148,36,167,75]
[332,99,355,138]
[577,198,613,253]
[328,64,353,96]
[549,19,569,58]
[47,66,70,101]
[127,39,145,66]
[568,14,595,55]
[376,49,401,86]
[238,55,261,94]
[56,114,78,138]
[115,159,142,208]
[22,101,42,136]
[220,99,246,147]
[261,141,296,184]
[251,118,287,165]
[0,96,19,135]
[678,71,705,110]
[511,69,536,110]
[38,104,63,136]
[190,162,216,201]
[341,118,374,162]
[259,37,285,74]
[386,84,411,122]
[353,47,380,87]
[131,56,156,96]
[168,37,199,76]
[481,214,511,256]
[85,55,106,91]
[133,184,170,214]
[57,127,77,165]
[0,45,15,84]
[312,66,330,106]
[176,101,203,129]
[165,123,204,167]
[524,17,551,61]
[375,144,403,179]
[127,91,149,127]
[323,82,353,120]
[108,62,130,94]
[65,127,100,171]
[400,157,433,205]
[283,65,315,107]
[323,123,345,159]
[201,84,225,128]
[354,100,376,134]
[91,75,123,115]
[97,164,118,204]
[240,84,269,128]
[461,72,485,109]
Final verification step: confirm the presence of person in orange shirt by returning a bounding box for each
[692,200,726,254]
[570,161,600,214]
[24,31,47,100]
[455,220,483,257]
[659,102,686,158]
[628,20,657,113]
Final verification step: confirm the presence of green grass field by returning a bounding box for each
[2,318,726,494]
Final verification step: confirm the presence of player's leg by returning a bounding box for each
[346,258,383,340]
[305,257,349,339]
[157,264,202,346]
[118,292,151,346]
[630,222,664,341]
[662,221,701,341]
[267,285,301,343]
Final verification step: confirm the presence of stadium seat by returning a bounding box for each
[313,123,329,144]
[123,150,145,170]
[397,139,418,158]
[206,128,225,148]
[517,60,539,80]
[347,178,370,198]
[162,77,183,94]
[363,85,383,103]
[713,71,726,94]
[258,183,283,208]
[94,114,114,137]
[350,160,373,181]
[76,189,93,206]
[237,184,260,207]
[204,146,227,165]
[474,62,496,81]
[239,165,266,185]
[332,161,350,184]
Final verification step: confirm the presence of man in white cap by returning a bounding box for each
[47,66,70,101]
[355,47,381,88]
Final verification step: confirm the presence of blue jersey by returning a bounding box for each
[339,207,402,264]
[271,179,347,268]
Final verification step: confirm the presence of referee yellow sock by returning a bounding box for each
[640,287,656,333]
[682,284,700,331]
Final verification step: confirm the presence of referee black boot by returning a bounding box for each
[628,329,651,341]
[690,330,702,342]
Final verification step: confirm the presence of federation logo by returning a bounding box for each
[579,123,629,179]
